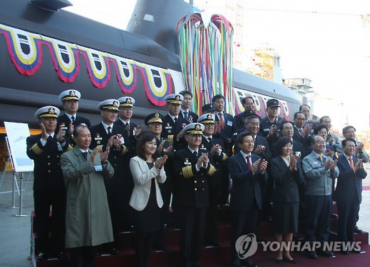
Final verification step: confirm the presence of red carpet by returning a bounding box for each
[33,207,370,267]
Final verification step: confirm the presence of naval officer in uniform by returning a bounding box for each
[174,123,217,267]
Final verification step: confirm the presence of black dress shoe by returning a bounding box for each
[308,251,318,259]
[109,248,119,255]
[341,249,350,255]
[275,258,283,264]
[318,250,334,258]
[330,213,338,219]
[354,226,363,234]
[37,251,47,261]
[283,256,296,264]
[153,245,166,252]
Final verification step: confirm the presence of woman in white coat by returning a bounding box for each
[129,132,168,267]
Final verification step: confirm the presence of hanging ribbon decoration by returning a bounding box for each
[177,13,234,115]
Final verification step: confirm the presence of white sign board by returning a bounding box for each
[4,122,34,172]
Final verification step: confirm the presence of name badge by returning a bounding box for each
[227,121,233,126]
[95,137,103,141]
[184,161,192,166]
[312,161,320,167]
[165,126,172,130]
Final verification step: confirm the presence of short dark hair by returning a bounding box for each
[294,111,305,119]
[280,121,294,131]
[179,90,193,98]
[236,131,253,145]
[276,137,292,155]
[245,115,260,124]
[136,132,158,161]
[241,96,254,105]
[342,125,356,135]
[319,116,330,123]
[73,123,89,137]
[299,104,310,111]
[342,138,357,147]
[313,124,328,135]
[212,94,225,103]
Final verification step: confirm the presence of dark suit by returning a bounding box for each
[271,157,304,233]
[26,134,70,254]
[89,123,130,247]
[334,154,367,243]
[293,126,311,150]
[180,110,199,123]
[174,147,217,266]
[214,112,235,152]
[57,114,91,147]
[161,115,189,221]
[214,112,234,205]
[228,152,267,264]
[200,136,227,243]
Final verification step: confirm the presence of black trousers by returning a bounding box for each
[135,232,154,267]
[34,190,66,253]
[70,246,97,267]
[230,201,259,263]
[178,207,207,265]
[304,195,331,246]
[337,199,359,242]
[153,190,171,249]
[205,185,221,243]
[105,183,126,249]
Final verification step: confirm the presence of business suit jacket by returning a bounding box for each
[228,152,267,210]
[26,134,71,191]
[214,112,235,149]
[271,157,304,203]
[174,147,217,208]
[57,114,91,146]
[129,156,166,211]
[89,123,130,185]
[61,146,114,248]
[293,126,311,149]
[179,110,199,123]
[161,114,189,151]
[334,154,367,204]
[200,136,227,186]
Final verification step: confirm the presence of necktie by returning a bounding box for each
[318,155,323,161]
[71,116,75,123]
[174,117,177,123]
[184,112,188,120]
[82,152,88,161]
[193,151,198,158]
[349,157,354,169]
[246,155,252,170]
[47,135,53,142]
[208,137,212,143]
[107,126,112,135]
[219,112,224,129]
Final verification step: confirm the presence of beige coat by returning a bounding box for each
[61,146,114,248]
[129,156,166,211]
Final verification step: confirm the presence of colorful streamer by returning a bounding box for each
[177,13,234,115]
